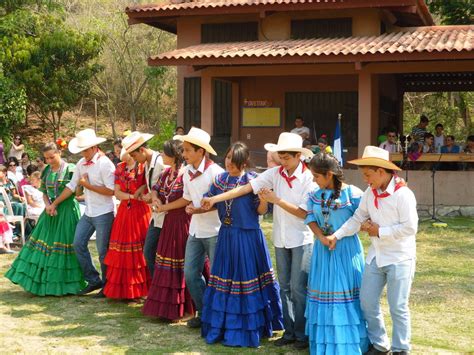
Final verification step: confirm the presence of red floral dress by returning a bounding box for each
[104,162,151,299]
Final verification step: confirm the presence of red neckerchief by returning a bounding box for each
[279,162,306,188]
[189,158,213,181]
[372,176,406,209]
[83,151,104,166]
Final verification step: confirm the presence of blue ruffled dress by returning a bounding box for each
[305,185,369,354]
[201,171,284,347]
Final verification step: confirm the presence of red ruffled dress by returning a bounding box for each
[104,162,151,299]
[143,167,208,320]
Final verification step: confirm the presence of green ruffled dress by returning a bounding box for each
[5,162,86,296]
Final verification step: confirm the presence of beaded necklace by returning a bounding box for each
[46,160,66,203]
[162,167,180,204]
[320,190,339,236]
[223,172,244,225]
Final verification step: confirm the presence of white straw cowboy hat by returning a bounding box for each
[122,131,154,154]
[348,145,401,171]
[264,132,314,159]
[173,127,217,155]
[68,129,107,154]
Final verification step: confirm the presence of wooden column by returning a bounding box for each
[231,82,240,143]
[358,71,379,155]
[200,75,213,134]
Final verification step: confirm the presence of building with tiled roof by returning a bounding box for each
[126,0,474,165]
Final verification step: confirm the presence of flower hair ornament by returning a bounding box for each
[56,138,67,149]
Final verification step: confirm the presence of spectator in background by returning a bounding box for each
[0,165,25,217]
[441,135,460,153]
[464,135,474,154]
[23,171,45,224]
[20,152,31,171]
[0,138,6,165]
[423,133,435,153]
[291,116,310,140]
[112,138,122,166]
[379,129,398,153]
[318,135,333,154]
[175,126,185,136]
[410,115,429,144]
[35,157,46,173]
[7,157,23,184]
[18,164,39,197]
[434,123,445,153]
[8,135,25,160]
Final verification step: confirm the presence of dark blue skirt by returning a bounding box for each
[201,226,284,347]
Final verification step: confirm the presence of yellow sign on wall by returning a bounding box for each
[242,107,281,127]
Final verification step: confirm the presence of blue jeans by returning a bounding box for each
[360,258,416,352]
[275,244,313,342]
[184,234,217,313]
[73,212,114,286]
[143,220,161,277]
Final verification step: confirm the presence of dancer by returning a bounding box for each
[103,149,151,299]
[143,139,195,320]
[173,127,223,328]
[200,142,283,347]
[125,132,166,277]
[52,129,115,296]
[327,146,418,355]
[5,142,86,295]
[305,153,369,354]
[202,132,315,349]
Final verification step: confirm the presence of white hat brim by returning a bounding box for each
[264,143,314,159]
[348,157,401,171]
[173,134,217,155]
[124,133,154,154]
[68,137,107,154]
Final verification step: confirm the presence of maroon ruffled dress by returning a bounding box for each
[143,167,204,320]
[104,162,151,299]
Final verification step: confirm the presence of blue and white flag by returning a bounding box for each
[333,114,343,165]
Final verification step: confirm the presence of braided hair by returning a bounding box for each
[308,152,345,200]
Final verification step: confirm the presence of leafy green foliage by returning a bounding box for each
[404,92,473,142]
[427,0,474,25]
[0,5,104,139]
[0,72,27,140]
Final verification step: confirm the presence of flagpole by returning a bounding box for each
[333,113,343,166]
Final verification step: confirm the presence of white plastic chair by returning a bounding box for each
[0,187,25,245]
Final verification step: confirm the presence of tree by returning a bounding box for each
[0,6,104,139]
[60,0,177,133]
[427,0,474,25]
[0,70,27,139]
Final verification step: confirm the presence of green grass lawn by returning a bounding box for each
[0,217,472,354]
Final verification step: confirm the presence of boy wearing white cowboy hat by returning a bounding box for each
[50,129,116,296]
[326,146,418,355]
[201,132,316,349]
[123,131,166,277]
[158,127,223,328]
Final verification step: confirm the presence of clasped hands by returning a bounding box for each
[323,219,379,250]
[45,204,57,217]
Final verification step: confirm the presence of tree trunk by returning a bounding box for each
[130,109,137,131]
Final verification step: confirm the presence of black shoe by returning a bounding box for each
[186,316,202,328]
[77,283,102,296]
[364,345,391,355]
[274,337,296,347]
[392,352,408,355]
[93,290,105,298]
[294,340,309,350]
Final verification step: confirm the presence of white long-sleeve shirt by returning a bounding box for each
[334,177,418,267]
